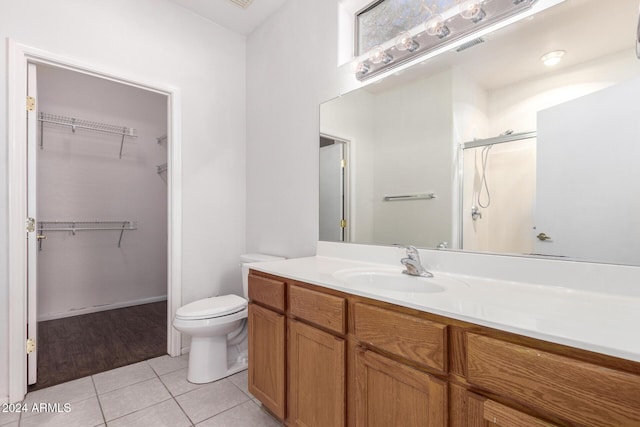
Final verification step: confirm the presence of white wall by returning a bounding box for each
[36,65,167,320]
[0,0,246,400]
[246,0,338,258]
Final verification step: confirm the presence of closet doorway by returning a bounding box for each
[28,64,168,390]
[7,41,183,401]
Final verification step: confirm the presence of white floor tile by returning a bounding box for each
[0,410,20,426]
[147,355,188,376]
[93,362,156,395]
[196,401,281,427]
[98,378,171,421]
[227,369,254,399]
[20,396,104,427]
[159,368,204,397]
[22,376,96,418]
[107,399,191,427]
[176,378,249,424]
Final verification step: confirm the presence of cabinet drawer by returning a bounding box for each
[467,333,640,426]
[467,393,558,427]
[248,274,286,312]
[353,303,447,372]
[289,285,346,334]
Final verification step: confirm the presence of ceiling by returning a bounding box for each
[166,0,288,36]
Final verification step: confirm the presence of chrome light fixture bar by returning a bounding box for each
[355,0,538,81]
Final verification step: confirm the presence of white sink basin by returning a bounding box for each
[332,267,466,294]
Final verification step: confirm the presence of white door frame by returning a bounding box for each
[7,39,183,403]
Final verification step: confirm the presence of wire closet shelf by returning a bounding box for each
[38,112,138,158]
[37,220,137,249]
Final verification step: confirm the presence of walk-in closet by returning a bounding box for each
[29,64,169,391]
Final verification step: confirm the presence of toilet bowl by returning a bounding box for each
[173,253,284,384]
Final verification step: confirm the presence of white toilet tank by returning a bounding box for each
[240,253,284,297]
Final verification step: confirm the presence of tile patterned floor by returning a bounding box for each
[1,356,282,427]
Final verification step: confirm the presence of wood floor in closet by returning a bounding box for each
[28,301,167,392]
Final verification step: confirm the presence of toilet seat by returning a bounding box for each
[175,294,247,320]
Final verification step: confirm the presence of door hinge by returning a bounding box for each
[27,96,36,112]
[26,338,36,354]
[341,159,346,168]
[26,217,35,233]
[340,219,347,228]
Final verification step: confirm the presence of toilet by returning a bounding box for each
[173,253,284,384]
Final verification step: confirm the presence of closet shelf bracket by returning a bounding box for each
[156,163,168,174]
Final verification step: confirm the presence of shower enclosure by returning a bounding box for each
[461,132,536,255]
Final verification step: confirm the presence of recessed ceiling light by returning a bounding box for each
[541,50,565,67]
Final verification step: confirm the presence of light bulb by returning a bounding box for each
[540,50,565,66]
[369,46,393,64]
[394,31,419,52]
[355,61,370,74]
[425,15,450,39]
[459,0,485,23]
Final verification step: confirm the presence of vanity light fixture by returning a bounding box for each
[355,0,539,81]
[541,50,565,66]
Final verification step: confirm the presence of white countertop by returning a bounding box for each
[249,254,640,363]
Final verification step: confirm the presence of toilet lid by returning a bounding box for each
[176,295,247,320]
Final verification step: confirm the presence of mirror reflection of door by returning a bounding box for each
[319,135,348,242]
[534,77,640,265]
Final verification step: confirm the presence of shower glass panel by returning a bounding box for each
[462,137,536,254]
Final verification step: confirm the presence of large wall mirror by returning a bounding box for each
[320,0,640,266]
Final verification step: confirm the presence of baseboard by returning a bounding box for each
[38,295,168,321]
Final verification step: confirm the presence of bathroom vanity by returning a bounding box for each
[246,248,640,427]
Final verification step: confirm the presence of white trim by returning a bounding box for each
[7,38,29,405]
[7,39,183,403]
[37,296,169,322]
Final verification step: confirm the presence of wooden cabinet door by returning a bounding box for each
[355,347,446,427]
[248,303,286,420]
[288,319,345,427]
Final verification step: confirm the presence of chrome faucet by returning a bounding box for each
[400,246,434,278]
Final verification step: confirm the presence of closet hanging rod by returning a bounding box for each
[38,112,137,158]
[37,221,137,249]
[38,221,136,231]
